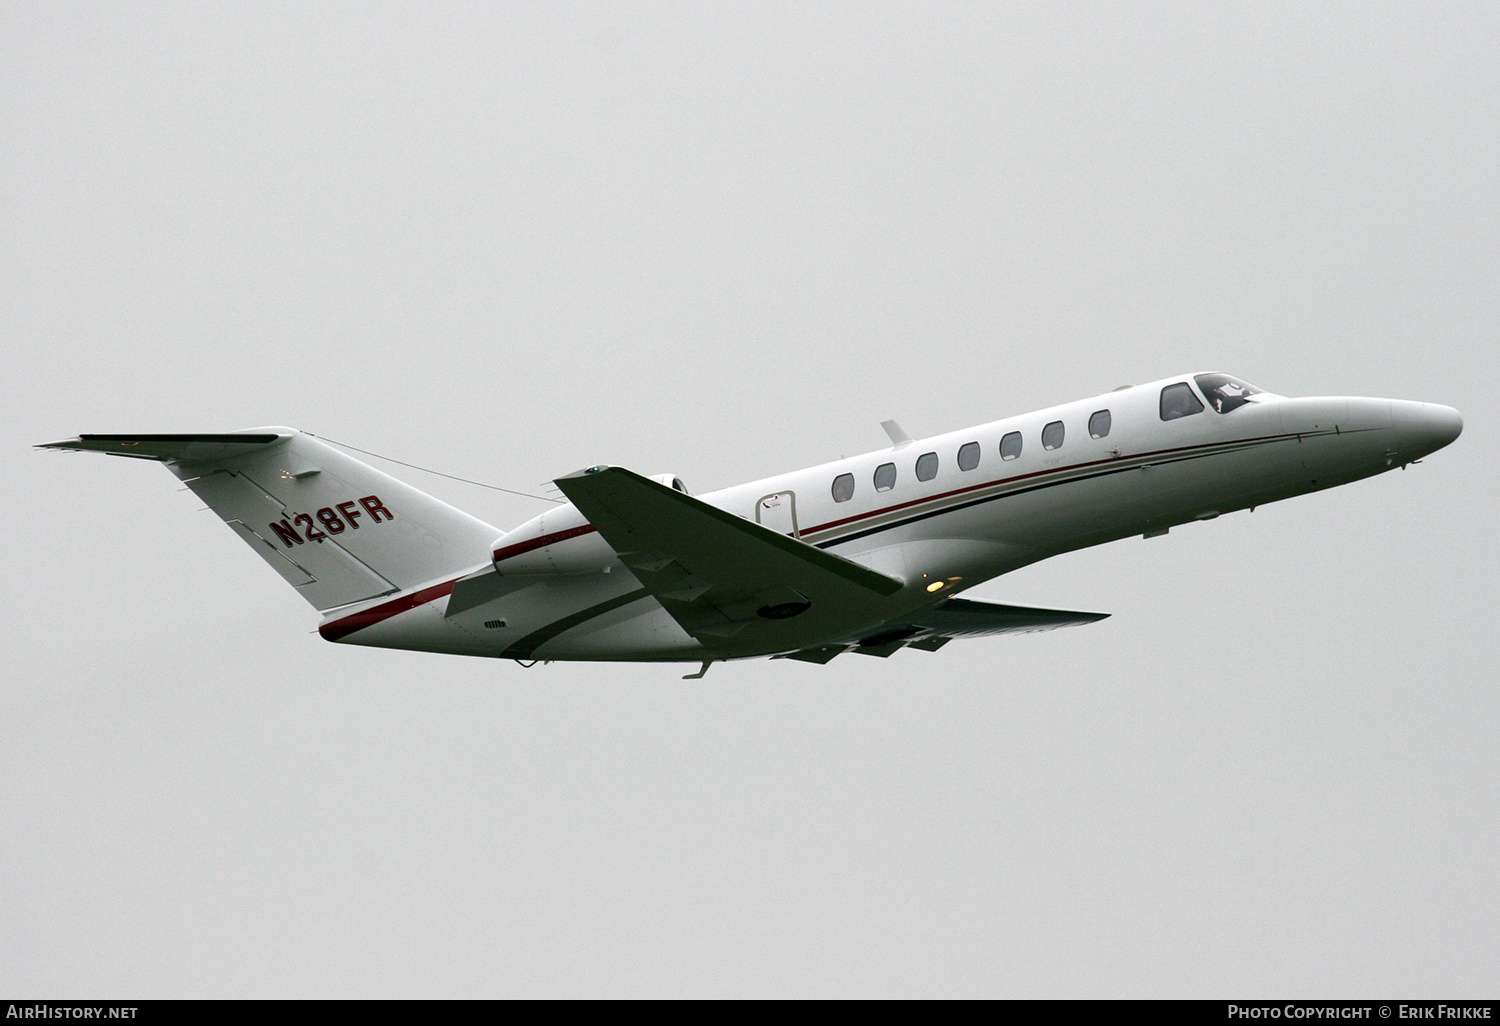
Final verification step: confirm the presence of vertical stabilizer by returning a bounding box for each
[39,429,501,611]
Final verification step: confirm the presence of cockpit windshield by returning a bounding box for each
[1194,373,1265,414]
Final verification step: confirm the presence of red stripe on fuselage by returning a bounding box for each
[795,432,1298,540]
[492,524,598,564]
[326,523,603,643]
[319,578,462,642]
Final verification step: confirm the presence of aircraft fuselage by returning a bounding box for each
[327,372,1461,665]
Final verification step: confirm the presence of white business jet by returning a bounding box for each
[39,373,1461,677]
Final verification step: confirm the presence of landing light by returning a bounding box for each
[926,581,945,593]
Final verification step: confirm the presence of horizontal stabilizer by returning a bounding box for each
[554,465,902,652]
[37,431,293,462]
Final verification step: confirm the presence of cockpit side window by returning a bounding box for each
[1194,373,1264,414]
[1160,383,1204,421]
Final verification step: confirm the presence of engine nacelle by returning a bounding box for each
[488,473,688,575]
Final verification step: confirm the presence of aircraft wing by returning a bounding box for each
[553,465,903,649]
[781,597,1110,662]
[910,597,1109,637]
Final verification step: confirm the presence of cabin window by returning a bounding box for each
[1160,382,1204,421]
[1195,373,1264,414]
[831,473,855,503]
[1042,421,1065,450]
[1000,431,1022,460]
[1089,410,1111,438]
[874,463,897,492]
[957,441,980,471]
[915,452,938,481]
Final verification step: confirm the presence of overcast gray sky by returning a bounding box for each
[4,1,1496,998]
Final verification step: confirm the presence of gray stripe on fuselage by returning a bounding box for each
[500,587,653,660]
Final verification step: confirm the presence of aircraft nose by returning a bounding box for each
[1392,401,1463,459]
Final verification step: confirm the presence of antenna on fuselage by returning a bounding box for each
[881,420,914,448]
